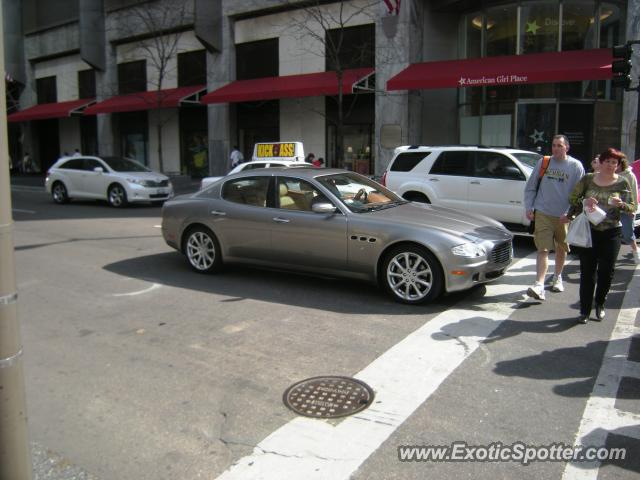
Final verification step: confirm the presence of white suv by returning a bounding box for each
[382,146,542,232]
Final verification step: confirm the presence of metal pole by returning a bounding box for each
[0,1,33,479]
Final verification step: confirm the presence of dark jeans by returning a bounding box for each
[578,226,622,316]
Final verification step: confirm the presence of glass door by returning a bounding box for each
[558,103,594,168]
[515,100,556,155]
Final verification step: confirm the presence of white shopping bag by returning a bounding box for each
[566,212,592,248]
[583,200,606,226]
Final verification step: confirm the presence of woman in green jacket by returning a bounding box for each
[561,148,637,324]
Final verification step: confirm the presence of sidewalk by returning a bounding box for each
[9,173,202,196]
[32,442,98,480]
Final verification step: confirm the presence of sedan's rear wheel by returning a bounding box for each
[382,245,442,304]
[52,182,69,204]
[184,227,222,273]
[108,184,128,208]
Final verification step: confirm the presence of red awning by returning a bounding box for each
[387,49,613,91]
[83,85,206,115]
[201,68,375,104]
[7,98,95,122]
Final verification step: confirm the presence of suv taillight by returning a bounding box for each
[381,171,387,186]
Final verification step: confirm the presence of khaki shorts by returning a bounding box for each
[533,211,569,252]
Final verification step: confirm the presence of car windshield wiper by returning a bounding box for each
[362,200,407,212]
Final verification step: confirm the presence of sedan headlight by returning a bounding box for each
[126,178,151,187]
[451,242,486,258]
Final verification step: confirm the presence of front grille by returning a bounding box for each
[146,180,169,187]
[490,241,512,265]
[149,193,170,199]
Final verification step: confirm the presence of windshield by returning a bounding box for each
[511,152,542,169]
[102,157,150,172]
[316,172,405,213]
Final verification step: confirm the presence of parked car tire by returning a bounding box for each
[183,226,223,273]
[51,181,69,204]
[108,184,128,208]
[381,244,443,304]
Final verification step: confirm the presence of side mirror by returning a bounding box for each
[502,166,524,180]
[93,167,104,173]
[312,202,337,214]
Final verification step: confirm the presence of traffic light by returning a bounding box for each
[611,43,633,89]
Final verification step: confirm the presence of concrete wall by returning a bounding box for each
[34,54,93,102]
[116,30,204,90]
[280,97,325,159]
[148,109,181,174]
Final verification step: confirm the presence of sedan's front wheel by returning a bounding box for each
[382,245,443,304]
[184,226,222,273]
[52,182,69,204]
[108,184,128,208]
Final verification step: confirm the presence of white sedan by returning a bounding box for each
[45,156,173,207]
[200,160,313,189]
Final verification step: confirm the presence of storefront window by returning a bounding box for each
[516,102,556,154]
[486,5,517,56]
[465,13,482,58]
[558,80,596,99]
[341,125,374,175]
[459,87,483,144]
[180,108,208,177]
[520,1,559,54]
[561,1,596,51]
[119,111,148,165]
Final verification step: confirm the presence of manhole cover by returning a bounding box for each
[283,376,375,418]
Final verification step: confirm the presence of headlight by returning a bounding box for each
[126,178,152,187]
[451,242,486,258]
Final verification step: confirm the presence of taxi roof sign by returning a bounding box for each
[252,142,305,162]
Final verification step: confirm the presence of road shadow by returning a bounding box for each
[102,251,492,315]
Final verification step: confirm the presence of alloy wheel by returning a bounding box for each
[386,251,433,302]
[109,186,125,207]
[186,231,216,271]
[52,183,67,203]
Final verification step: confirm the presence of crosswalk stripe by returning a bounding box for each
[216,253,542,479]
[562,267,640,479]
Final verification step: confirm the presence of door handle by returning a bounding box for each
[470,181,481,184]
[272,217,290,223]
[429,178,439,182]
[210,210,226,216]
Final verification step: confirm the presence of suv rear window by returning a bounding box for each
[429,151,472,176]
[390,152,430,172]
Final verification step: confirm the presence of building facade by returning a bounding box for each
[4,0,640,178]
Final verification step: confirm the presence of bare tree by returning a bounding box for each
[112,0,193,172]
[285,0,378,169]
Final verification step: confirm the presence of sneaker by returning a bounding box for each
[577,315,589,324]
[527,283,545,301]
[635,251,640,264]
[551,275,564,293]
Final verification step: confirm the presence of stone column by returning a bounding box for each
[206,13,233,176]
[375,0,423,175]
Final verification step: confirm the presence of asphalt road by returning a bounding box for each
[9,186,640,480]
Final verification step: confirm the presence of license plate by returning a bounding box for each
[156,189,167,195]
